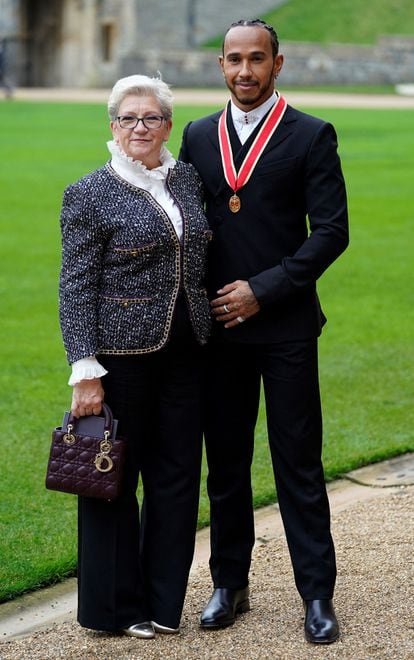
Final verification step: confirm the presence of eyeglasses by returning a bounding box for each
[116,115,165,130]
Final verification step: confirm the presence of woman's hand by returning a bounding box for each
[71,378,105,417]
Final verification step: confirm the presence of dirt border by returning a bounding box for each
[6,87,414,108]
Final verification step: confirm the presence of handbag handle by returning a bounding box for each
[66,402,114,437]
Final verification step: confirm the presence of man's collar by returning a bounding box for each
[231,92,278,125]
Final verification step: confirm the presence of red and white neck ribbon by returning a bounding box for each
[218,95,287,194]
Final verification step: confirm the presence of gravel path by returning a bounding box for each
[1,487,412,659]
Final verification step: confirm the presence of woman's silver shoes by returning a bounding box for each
[122,620,179,637]
[123,621,155,638]
[151,620,180,634]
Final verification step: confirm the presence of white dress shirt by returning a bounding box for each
[68,141,182,385]
[231,92,278,144]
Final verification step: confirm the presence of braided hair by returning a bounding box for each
[222,19,279,57]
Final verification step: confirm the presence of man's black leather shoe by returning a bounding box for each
[200,587,250,628]
[304,599,339,644]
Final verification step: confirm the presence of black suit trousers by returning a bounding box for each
[77,302,205,631]
[204,337,336,600]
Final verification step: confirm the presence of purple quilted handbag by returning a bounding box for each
[45,403,125,500]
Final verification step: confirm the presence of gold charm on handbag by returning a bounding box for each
[63,424,76,445]
[94,433,114,473]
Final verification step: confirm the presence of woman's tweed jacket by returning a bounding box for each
[59,160,212,364]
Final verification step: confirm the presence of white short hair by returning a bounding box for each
[108,74,173,120]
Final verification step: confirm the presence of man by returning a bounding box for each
[179,19,349,644]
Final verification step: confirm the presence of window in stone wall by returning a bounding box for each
[101,22,116,62]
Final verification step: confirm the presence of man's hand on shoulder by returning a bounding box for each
[211,280,260,328]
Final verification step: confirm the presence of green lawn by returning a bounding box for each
[205,0,414,47]
[264,0,414,44]
[0,100,413,602]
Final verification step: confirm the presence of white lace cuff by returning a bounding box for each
[68,356,108,386]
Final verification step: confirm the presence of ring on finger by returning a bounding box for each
[237,316,245,323]
[223,304,230,313]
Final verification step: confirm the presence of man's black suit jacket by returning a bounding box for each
[179,103,349,344]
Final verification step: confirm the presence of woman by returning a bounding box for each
[59,75,211,638]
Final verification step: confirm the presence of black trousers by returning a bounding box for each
[77,303,205,631]
[204,338,336,600]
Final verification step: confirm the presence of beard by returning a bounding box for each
[225,70,276,108]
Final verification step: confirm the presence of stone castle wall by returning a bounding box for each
[1,0,413,88]
[121,36,414,88]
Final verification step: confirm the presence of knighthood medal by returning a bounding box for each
[229,194,241,213]
[218,95,288,216]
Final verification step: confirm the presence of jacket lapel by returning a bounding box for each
[205,113,221,152]
[261,105,297,156]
